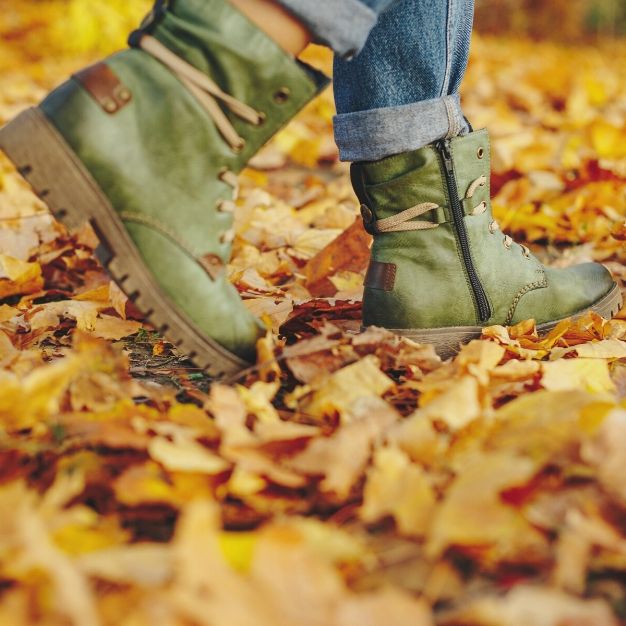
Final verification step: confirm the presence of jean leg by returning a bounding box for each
[275,0,399,59]
[333,0,475,161]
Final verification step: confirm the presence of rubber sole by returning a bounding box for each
[0,107,249,377]
[380,282,623,360]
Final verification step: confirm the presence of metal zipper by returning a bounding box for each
[437,139,491,322]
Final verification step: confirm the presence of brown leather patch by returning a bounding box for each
[364,261,396,291]
[73,63,133,115]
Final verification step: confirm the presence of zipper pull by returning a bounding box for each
[437,139,453,171]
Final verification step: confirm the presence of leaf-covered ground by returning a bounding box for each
[1,3,626,625]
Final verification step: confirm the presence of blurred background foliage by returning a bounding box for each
[0,0,623,68]
[475,0,626,40]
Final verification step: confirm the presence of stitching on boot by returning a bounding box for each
[119,211,224,280]
[505,268,549,325]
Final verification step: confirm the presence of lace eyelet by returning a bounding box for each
[102,98,118,114]
[220,231,235,245]
[477,147,485,159]
[472,201,487,216]
[274,87,291,104]
[256,112,267,126]
[216,200,232,213]
[218,168,238,188]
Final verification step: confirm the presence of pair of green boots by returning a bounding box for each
[0,0,620,374]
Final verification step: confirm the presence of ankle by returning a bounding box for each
[228,0,312,56]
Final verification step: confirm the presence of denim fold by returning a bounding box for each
[333,94,468,162]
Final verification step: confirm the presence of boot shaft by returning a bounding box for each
[131,0,328,165]
[355,130,548,329]
[39,0,328,261]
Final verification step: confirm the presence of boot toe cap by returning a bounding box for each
[511,262,616,325]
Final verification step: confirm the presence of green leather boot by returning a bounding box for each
[0,0,328,375]
[353,129,622,358]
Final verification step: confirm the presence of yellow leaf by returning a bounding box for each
[148,437,230,474]
[427,452,541,557]
[573,339,626,360]
[73,284,110,302]
[0,254,40,282]
[542,358,615,393]
[589,119,626,159]
[417,376,482,431]
[218,531,257,573]
[303,355,394,419]
[237,381,281,423]
[361,447,436,537]
[0,304,19,323]
[90,315,143,340]
[0,254,43,298]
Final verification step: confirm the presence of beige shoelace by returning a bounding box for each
[139,34,264,151]
[139,34,261,245]
[374,173,530,258]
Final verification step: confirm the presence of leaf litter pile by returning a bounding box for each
[1,3,626,625]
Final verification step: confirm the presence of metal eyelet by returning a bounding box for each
[477,147,485,159]
[232,139,246,154]
[117,87,132,103]
[256,111,267,126]
[102,98,118,113]
[274,87,291,104]
[220,230,235,245]
[472,201,487,216]
[488,221,497,234]
[217,199,236,214]
[218,167,237,187]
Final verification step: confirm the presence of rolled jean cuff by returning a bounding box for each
[275,0,378,58]
[333,94,469,162]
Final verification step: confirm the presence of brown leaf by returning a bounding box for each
[304,218,371,297]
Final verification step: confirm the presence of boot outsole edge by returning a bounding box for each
[0,107,251,377]
[367,282,623,361]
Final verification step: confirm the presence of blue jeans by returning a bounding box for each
[276,0,474,161]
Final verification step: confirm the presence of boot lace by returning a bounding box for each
[139,34,263,246]
[373,173,530,258]
[139,34,264,151]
